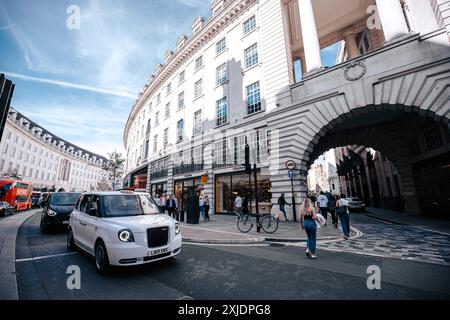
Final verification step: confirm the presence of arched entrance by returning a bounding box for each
[300,105,450,217]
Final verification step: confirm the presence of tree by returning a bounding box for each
[1,167,21,180]
[102,151,125,191]
[97,176,112,191]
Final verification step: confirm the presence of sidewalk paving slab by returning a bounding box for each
[180,214,352,244]
[365,207,450,234]
[0,210,38,300]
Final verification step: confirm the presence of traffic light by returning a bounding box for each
[244,143,251,174]
[0,74,15,140]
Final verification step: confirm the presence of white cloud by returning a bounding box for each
[1,71,136,98]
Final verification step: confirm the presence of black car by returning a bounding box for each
[31,192,41,208]
[40,192,81,233]
[0,201,15,217]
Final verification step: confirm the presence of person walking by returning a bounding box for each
[199,193,206,222]
[336,195,351,239]
[204,194,211,222]
[277,193,291,222]
[234,192,243,219]
[300,197,318,259]
[328,194,338,228]
[160,193,167,214]
[316,191,329,225]
[166,194,177,219]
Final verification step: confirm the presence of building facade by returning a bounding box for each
[335,146,405,211]
[124,0,450,218]
[0,108,108,192]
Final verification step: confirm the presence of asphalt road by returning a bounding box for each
[14,212,450,300]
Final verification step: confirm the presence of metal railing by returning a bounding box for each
[173,163,204,175]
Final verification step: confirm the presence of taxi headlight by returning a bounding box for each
[175,223,180,235]
[118,229,135,242]
[47,209,57,217]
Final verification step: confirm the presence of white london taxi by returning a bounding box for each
[67,191,182,273]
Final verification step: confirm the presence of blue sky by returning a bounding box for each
[0,0,339,157]
[0,0,211,156]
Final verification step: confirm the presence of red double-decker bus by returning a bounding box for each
[0,179,33,211]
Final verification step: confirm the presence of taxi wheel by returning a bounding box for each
[95,240,110,274]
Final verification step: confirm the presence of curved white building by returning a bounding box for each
[124,0,450,218]
[0,107,108,192]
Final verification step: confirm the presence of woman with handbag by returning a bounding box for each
[336,195,350,239]
[300,197,318,259]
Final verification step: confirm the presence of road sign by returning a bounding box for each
[288,170,294,179]
[201,175,208,184]
[285,160,296,170]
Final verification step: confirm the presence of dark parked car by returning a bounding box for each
[40,192,81,233]
[0,201,15,217]
[31,192,42,208]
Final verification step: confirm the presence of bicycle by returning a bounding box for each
[237,212,279,234]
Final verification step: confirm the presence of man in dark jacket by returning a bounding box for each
[277,193,291,222]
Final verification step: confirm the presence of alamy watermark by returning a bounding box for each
[366,265,381,290]
[66,265,81,290]
[66,5,81,30]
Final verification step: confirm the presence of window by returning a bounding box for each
[179,70,185,83]
[149,102,153,112]
[166,82,171,95]
[356,29,371,55]
[243,15,256,35]
[216,38,226,55]
[423,119,443,150]
[216,97,228,126]
[193,110,202,135]
[177,119,184,143]
[216,63,227,86]
[156,93,161,104]
[165,103,171,119]
[244,43,259,69]
[178,92,185,109]
[155,112,160,126]
[195,56,203,71]
[146,119,151,134]
[246,81,261,114]
[144,139,149,158]
[194,79,203,99]
[2,144,8,154]
[163,128,169,148]
[153,135,158,152]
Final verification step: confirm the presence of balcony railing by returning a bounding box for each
[150,169,168,180]
[173,163,204,175]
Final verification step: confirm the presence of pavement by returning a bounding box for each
[0,209,39,300]
[180,214,355,244]
[365,207,450,233]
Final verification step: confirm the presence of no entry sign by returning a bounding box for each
[285,160,296,170]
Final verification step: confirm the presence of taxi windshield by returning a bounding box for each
[102,195,143,217]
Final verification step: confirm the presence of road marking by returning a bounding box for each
[15,252,78,263]
[185,242,270,247]
[178,295,194,300]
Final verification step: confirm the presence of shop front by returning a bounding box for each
[214,169,272,215]
[173,176,203,212]
[150,181,167,196]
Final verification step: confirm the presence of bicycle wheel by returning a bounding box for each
[237,215,253,233]
[261,215,278,234]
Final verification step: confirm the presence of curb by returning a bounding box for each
[0,210,38,300]
[183,237,265,244]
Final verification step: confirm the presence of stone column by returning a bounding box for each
[342,30,360,59]
[375,0,409,41]
[298,0,323,73]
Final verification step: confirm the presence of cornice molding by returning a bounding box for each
[124,0,257,147]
